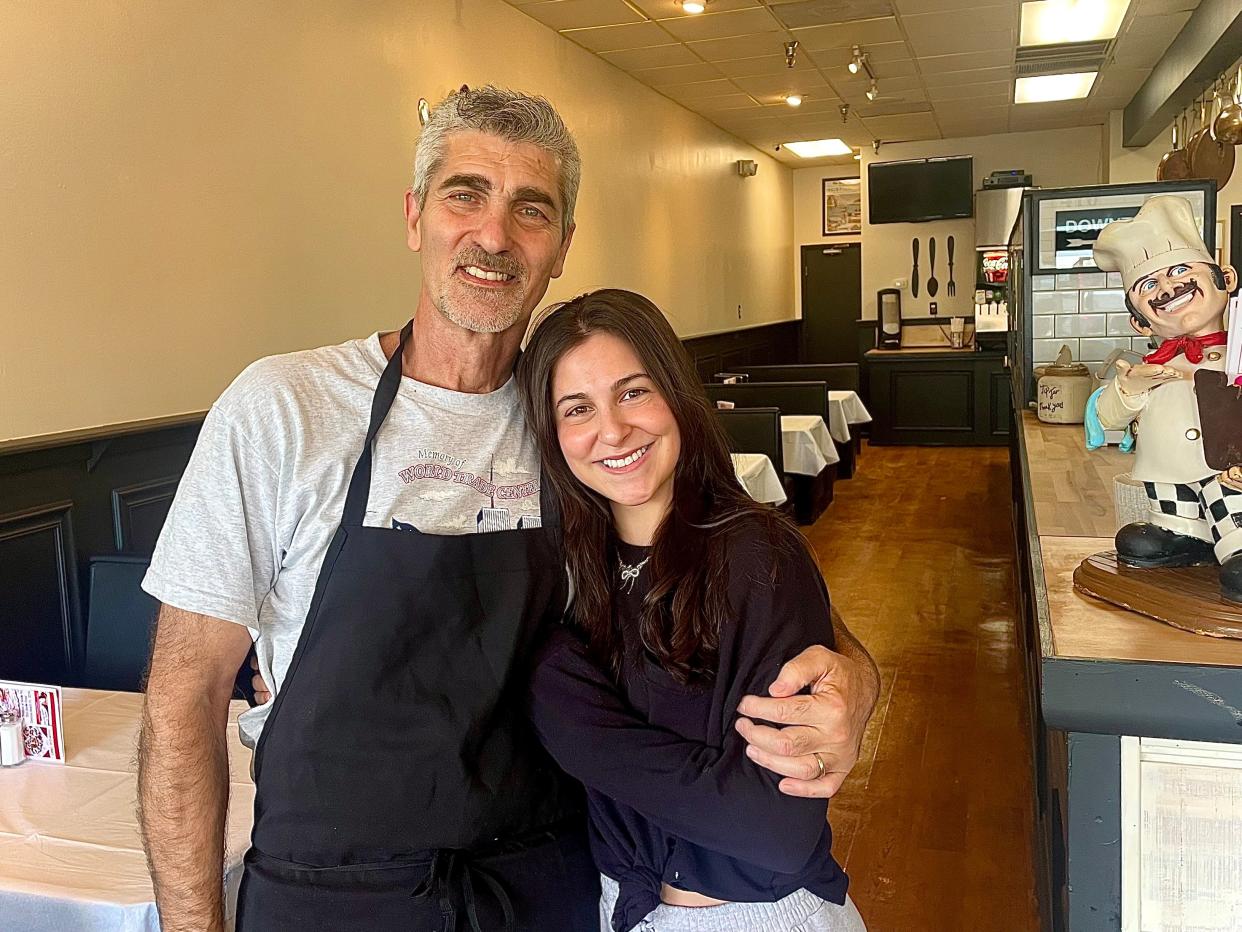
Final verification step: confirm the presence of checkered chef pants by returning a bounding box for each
[1143,476,1242,560]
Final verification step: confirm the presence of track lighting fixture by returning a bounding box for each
[784,40,799,68]
[866,81,879,102]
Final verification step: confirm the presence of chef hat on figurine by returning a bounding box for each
[1093,195,1214,292]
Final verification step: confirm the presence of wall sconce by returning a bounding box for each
[736,159,758,177]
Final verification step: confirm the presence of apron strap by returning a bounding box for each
[341,319,413,528]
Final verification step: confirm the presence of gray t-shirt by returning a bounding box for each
[143,332,542,747]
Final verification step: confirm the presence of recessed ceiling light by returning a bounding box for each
[1014,71,1098,103]
[680,0,707,13]
[1019,0,1129,46]
[782,138,852,158]
[785,94,803,107]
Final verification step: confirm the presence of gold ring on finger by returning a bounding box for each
[813,752,826,779]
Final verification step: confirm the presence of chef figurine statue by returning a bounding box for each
[1088,195,1242,604]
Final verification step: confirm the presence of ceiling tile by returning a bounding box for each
[862,110,941,138]
[921,66,1013,88]
[907,27,1015,59]
[1111,30,1177,67]
[807,40,912,73]
[661,78,749,100]
[519,0,646,31]
[687,32,796,60]
[894,0,1016,13]
[631,61,727,84]
[694,93,769,112]
[599,43,701,68]
[791,17,904,50]
[914,49,1014,71]
[933,102,1010,121]
[855,99,933,117]
[731,71,831,95]
[769,0,897,28]
[628,0,760,15]
[561,21,673,52]
[657,8,782,41]
[713,53,825,76]
[1132,0,1200,14]
[926,80,1012,101]
[1123,10,1194,38]
[838,72,923,94]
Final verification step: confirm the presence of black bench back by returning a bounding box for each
[736,364,860,393]
[704,381,830,423]
[715,407,784,473]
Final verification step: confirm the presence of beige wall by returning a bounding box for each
[791,126,1105,347]
[1,1,794,442]
[1104,109,1241,263]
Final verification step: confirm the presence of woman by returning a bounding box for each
[518,289,866,932]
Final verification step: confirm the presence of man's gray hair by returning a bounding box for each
[413,86,581,234]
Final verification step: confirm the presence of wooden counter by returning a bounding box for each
[1011,404,1242,932]
[1019,411,1242,667]
[865,348,1009,445]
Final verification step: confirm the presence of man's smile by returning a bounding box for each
[1148,280,1202,315]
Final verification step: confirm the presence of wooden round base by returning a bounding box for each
[1073,550,1242,639]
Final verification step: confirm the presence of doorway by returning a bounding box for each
[801,242,862,363]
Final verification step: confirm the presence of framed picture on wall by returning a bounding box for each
[822,177,862,236]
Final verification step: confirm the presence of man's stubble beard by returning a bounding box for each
[435,279,530,334]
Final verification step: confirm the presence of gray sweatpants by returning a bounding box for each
[599,874,868,932]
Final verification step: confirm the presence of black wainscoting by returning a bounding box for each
[3,321,802,686]
[681,321,801,381]
[0,419,203,685]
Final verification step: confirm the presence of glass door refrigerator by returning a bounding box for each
[1009,179,1217,408]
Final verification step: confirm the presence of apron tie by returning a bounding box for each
[411,849,516,932]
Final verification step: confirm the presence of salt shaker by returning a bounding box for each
[0,710,26,767]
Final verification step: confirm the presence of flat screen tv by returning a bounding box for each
[868,157,973,224]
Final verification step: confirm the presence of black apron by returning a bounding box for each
[237,321,598,931]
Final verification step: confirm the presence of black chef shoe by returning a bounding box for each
[1115,522,1216,568]
[1221,553,1242,604]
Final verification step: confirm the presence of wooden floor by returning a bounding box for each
[806,442,1041,932]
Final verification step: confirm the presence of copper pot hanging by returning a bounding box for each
[1214,70,1242,146]
[1189,87,1235,186]
[1157,113,1190,180]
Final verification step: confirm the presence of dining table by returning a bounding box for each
[731,452,786,505]
[779,415,840,476]
[0,687,254,931]
[827,390,873,445]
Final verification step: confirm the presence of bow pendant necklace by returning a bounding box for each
[618,554,651,594]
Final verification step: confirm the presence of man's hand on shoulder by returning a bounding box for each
[735,612,879,799]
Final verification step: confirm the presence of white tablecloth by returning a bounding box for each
[825,391,873,444]
[0,688,254,931]
[780,416,840,476]
[731,453,786,505]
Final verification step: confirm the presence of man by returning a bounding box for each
[1090,195,1242,602]
[138,86,879,931]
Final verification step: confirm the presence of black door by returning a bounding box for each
[801,243,862,363]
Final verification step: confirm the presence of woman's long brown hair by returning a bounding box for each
[517,288,802,684]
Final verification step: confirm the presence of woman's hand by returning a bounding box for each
[735,638,879,799]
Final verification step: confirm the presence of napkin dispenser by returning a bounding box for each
[877,288,901,349]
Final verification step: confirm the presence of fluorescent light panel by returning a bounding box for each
[783,138,852,158]
[1014,71,1097,103]
[1019,0,1129,46]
